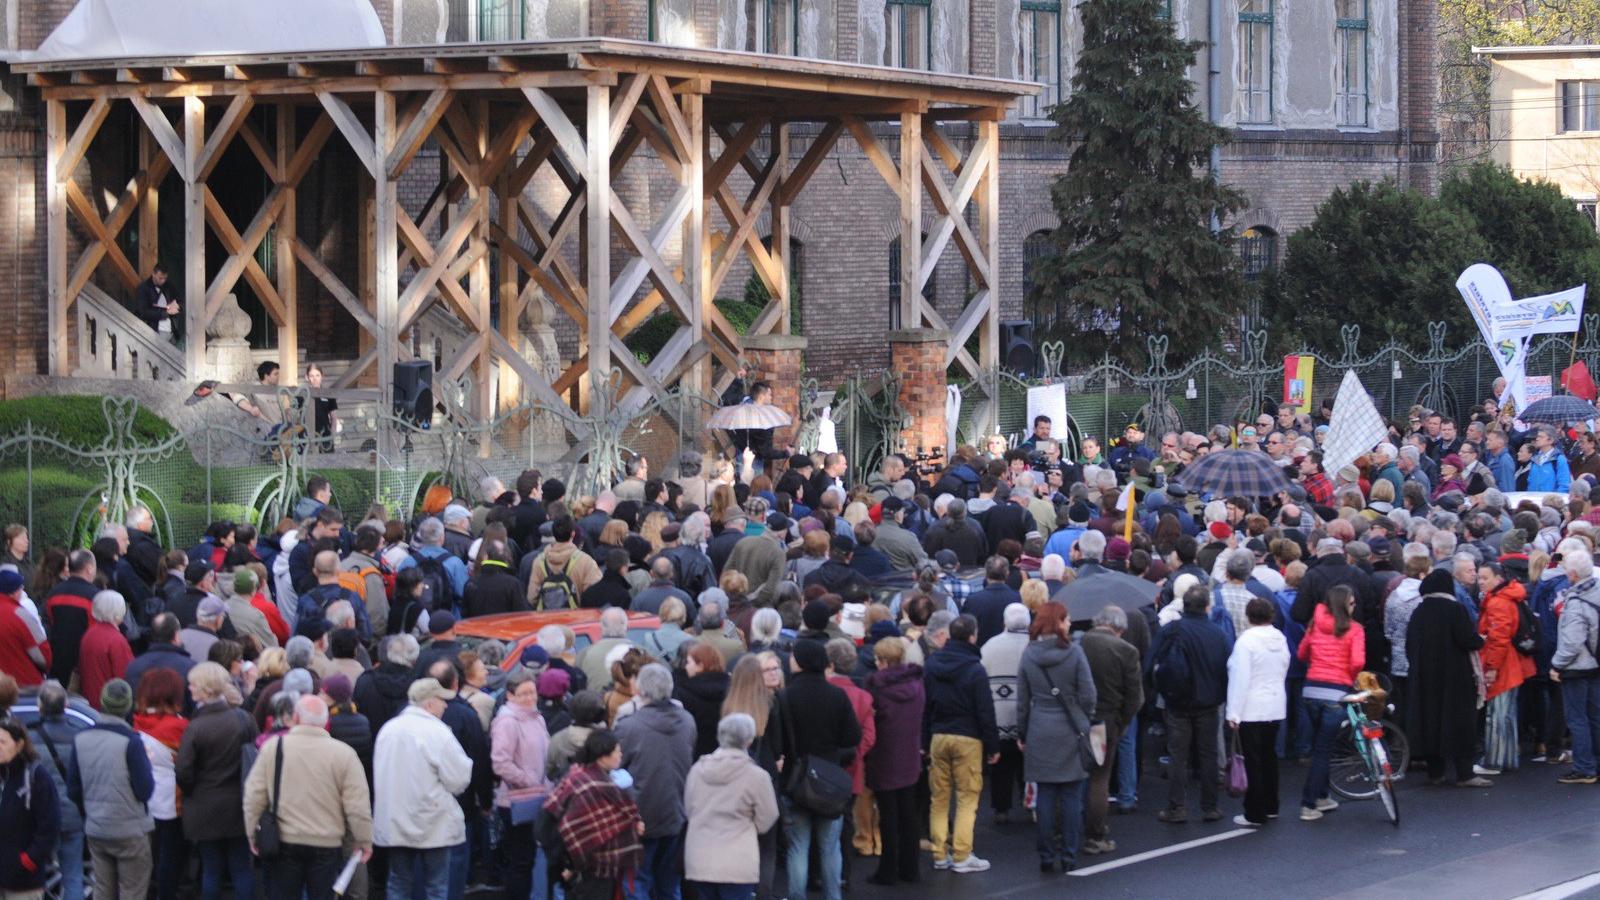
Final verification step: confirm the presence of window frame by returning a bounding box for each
[1023,229,1055,332]
[888,234,935,331]
[1236,0,1273,125]
[885,0,933,70]
[1238,226,1278,280]
[1560,80,1600,134]
[1334,0,1369,128]
[446,0,525,41]
[1018,0,1062,120]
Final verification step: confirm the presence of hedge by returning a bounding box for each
[0,395,177,446]
[625,298,764,362]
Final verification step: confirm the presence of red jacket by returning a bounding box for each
[1478,581,1535,699]
[827,674,878,794]
[78,620,133,710]
[1297,604,1366,687]
[0,594,49,687]
[249,592,290,646]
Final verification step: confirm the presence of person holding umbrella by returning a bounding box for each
[709,381,792,481]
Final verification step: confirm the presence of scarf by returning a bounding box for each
[546,765,642,878]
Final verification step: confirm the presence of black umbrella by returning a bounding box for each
[1051,570,1160,620]
[1519,394,1600,425]
[1174,448,1292,498]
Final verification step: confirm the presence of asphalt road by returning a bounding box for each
[856,758,1600,900]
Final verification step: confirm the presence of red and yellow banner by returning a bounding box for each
[1283,355,1315,414]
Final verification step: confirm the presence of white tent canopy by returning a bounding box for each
[30,0,386,60]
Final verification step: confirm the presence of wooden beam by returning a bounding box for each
[137,129,161,277]
[386,88,453,179]
[201,187,288,325]
[684,90,708,395]
[276,104,298,387]
[63,180,141,291]
[293,238,378,335]
[54,97,110,184]
[523,86,587,173]
[705,117,764,197]
[776,119,842,205]
[645,74,694,164]
[707,148,781,301]
[46,100,68,375]
[585,82,611,410]
[898,111,922,329]
[373,90,399,451]
[317,90,379,179]
[608,186,693,322]
[131,96,190,181]
[39,70,609,101]
[396,197,485,332]
[772,122,791,336]
[182,95,205,376]
[235,119,280,182]
[194,92,254,183]
[842,115,900,190]
[977,119,1000,377]
[608,74,649,155]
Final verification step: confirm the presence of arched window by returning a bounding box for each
[888,235,934,331]
[1023,229,1055,331]
[1238,226,1277,279]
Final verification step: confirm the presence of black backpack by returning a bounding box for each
[533,555,578,611]
[1513,599,1541,656]
[413,552,452,616]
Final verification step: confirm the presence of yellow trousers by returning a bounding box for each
[928,734,984,863]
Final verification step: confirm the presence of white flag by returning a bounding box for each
[1322,370,1390,478]
[1114,482,1136,513]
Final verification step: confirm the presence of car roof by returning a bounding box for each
[453,609,659,641]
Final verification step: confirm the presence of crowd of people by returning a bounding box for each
[0,385,1598,900]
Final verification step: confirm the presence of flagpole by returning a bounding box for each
[1569,332,1580,392]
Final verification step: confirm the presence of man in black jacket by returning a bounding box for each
[1146,585,1232,823]
[922,615,999,873]
[356,635,421,736]
[424,660,493,898]
[1291,538,1369,624]
[982,485,1036,557]
[923,498,987,567]
[508,469,547,554]
[461,542,526,618]
[960,557,1022,646]
[779,640,862,900]
[706,513,748,576]
[124,506,166,590]
[133,265,179,337]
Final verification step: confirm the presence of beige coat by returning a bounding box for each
[243,726,373,849]
[683,748,779,885]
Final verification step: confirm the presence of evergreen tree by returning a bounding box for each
[1031,0,1246,367]
[1440,162,1600,298]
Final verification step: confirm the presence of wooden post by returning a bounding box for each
[772,122,791,336]
[977,117,1001,434]
[183,96,206,378]
[585,82,612,412]
[45,99,67,375]
[469,105,493,453]
[276,104,299,387]
[684,92,707,397]
[373,91,399,452]
[898,111,922,331]
[138,128,160,279]
[497,171,521,415]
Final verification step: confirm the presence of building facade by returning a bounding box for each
[1478,45,1600,227]
[0,0,1437,383]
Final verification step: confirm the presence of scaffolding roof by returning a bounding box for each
[14,38,1038,113]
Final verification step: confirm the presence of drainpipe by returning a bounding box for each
[1207,0,1222,232]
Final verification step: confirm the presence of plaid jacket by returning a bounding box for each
[545,764,643,878]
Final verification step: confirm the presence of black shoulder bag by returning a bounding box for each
[254,735,286,859]
[1036,648,1104,770]
[777,691,854,819]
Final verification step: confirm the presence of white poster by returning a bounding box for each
[1526,375,1554,405]
[1026,383,1067,442]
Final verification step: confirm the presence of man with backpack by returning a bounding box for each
[1552,548,1600,784]
[527,518,599,612]
[1146,583,1232,823]
[341,525,393,640]
[413,518,469,614]
[297,551,369,640]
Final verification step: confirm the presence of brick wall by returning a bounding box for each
[890,328,948,461]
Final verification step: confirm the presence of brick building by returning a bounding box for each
[0,0,1438,387]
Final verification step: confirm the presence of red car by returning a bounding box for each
[453,608,662,661]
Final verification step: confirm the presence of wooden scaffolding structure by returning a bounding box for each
[18,39,1035,444]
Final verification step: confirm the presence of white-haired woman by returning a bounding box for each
[79,589,133,711]
[683,714,780,900]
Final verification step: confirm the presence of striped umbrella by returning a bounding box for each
[1174,448,1293,498]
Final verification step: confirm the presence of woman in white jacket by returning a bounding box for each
[1226,596,1291,827]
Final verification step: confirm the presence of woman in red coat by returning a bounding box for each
[1477,562,1535,774]
[78,590,134,711]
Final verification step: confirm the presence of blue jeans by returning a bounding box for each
[628,832,683,900]
[152,818,187,900]
[692,885,754,900]
[1033,781,1086,866]
[448,837,470,900]
[1277,678,1313,759]
[1562,676,1600,777]
[197,836,253,900]
[1114,714,1138,807]
[388,846,451,900]
[783,805,843,900]
[1300,698,1345,808]
[57,826,84,900]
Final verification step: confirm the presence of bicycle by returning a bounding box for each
[1327,686,1406,826]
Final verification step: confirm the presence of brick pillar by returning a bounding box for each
[743,334,807,449]
[890,328,948,467]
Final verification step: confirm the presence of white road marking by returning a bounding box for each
[1510,871,1600,900]
[1067,828,1256,877]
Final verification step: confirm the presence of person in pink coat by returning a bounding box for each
[1295,585,1364,821]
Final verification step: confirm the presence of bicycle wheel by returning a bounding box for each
[1381,721,1410,783]
[1329,722,1379,799]
[1367,729,1402,826]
